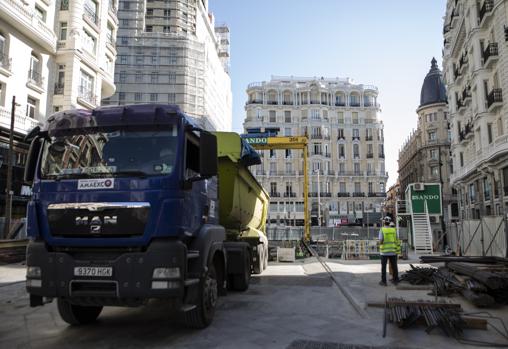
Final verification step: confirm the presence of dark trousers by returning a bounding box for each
[381,255,398,282]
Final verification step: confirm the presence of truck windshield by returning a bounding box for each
[40,127,178,179]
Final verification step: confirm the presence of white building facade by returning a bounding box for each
[0,0,118,133]
[244,76,387,227]
[106,0,232,131]
[443,0,508,219]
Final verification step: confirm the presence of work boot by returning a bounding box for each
[379,281,387,286]
[391,279,400,285]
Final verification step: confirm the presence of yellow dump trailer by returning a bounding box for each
[215,132,269,274]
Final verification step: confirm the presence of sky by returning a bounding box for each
[209,0,447,188]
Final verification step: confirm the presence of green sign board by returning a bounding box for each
[406,183,442,215]
[243,137,268,145]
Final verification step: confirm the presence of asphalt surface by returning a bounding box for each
[1,259,507,349]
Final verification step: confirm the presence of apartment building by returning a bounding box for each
[0,0,118,217]
[443,0,508,219]
[243,76,387,227]
[106,0,232,131]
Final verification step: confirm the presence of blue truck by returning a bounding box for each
[23,104,269,328]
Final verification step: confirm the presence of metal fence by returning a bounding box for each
[266,226,409,241]
[447,216,507,257]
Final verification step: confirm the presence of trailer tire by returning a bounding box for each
[184,260,218,328]
[57,298,102,325]
[253,247,263,274]
[231,249,251,291]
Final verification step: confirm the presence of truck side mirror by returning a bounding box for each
[199,132,217,178]
[24,137,42,185]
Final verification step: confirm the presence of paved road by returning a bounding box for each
[1,259,506,349]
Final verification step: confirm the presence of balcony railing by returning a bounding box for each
[247,100,263,105]
[352,136,360,141]
[350,102,360,107]
[312,150,323,156]
[282,101,293,105]
[54,84,64,94]
[83,7,98,25]
[108,1,117,14]
[335,102,346,107]
[337,192,350,197]
[324,152,331,158]
[311,134,323,139]
[78,86,97,105]
[283,192,297,198]
[60,0,69,10]
[337,136,345,141]
[27,69,43,87]
[482,42,498,65]
[379,153,385,158]
[270,192,281,198]
[368,192,386,197]
[352,192,365,197]
[308,192,331,197]
[366,153,374,159]
[267,101,278,105]
[0,53,11,71]
[487,88,503,109]
[479,0,494,24]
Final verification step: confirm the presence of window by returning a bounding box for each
[428,131,436,141]
[339,163,345,174]
[26,97,37,119]
[79,69,94,98]
[353,144,360,158]
[81,29,96,54]
[380,182,385,192]
[135,93,142,101]
[338,128,344,140]
[0,82,4,106]
[460,152,464,167]
[430,149,438,160]
[55,64,65,93]
[60,0,69,10]
[35,5,46,22]
[469,183,476,202]
[146,25,153,32]
[488,123,493,144]
[122,19,129,26]
[340,182,346,193]
[29,54,40,82]
[337,112,344,124]
[431,166,439,178]
[168,93,175,103]
[338,144,345,158]
[84,0,98,24]
[123,1,129,9]
[284,111,291,123]
[169,72,176,83]
[484,178,491,200]
[270,182,277,195]
[354,182,361,193]
[269,110,276,122]
[135,71,142,82]
[119,71,126,83]
[352,112,358,124]
[164,9,171,17]
[151,72,158,83]
[313,143,322,155]
[354,162,360,174]
[146,8,153,16]
[59,22,67,40]
[284,127,291,136]
[150,93,158,102]
[119,92,125,101]
[151,56,157,64]
[163,26,170,33]
[120,36,127,45]
[368,182,373,193]
[136,56,143,64]
[120,55,127,64]
[311,109,320,120]
[352,129,359,139]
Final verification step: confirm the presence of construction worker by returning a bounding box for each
[379,216,400,286]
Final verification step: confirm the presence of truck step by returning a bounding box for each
[184,278,200,287]
[187,250,200,259]
[180,304,197,312]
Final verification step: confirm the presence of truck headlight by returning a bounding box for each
[27,266,41,278]
[152,267,180,279]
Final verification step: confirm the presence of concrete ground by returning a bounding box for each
[0,257,507,349]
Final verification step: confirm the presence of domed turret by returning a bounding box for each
[419,58,447,108]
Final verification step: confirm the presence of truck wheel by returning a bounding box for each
[184,261,218,328]
[231,249,251,291]
[263,246,268,270]
[253,248,263,274]
[57,298,102,325]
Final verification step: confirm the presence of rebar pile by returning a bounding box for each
[400,264,437,285]
[385,298,465,338]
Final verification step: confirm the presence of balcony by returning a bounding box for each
[335,102,346,107]
[83,7,99,26]
[282,101,293,105]
[311,134,323,140]
[352,136,360,141]
[60,0,69,10]
[337,136,345,141]
[350,102,360,107]
[365,136,373,141]
[487,88,503,111]
[0,0,57,54]
[324,152,331,158]
[283,192,297,198]
[479,0,494,26]
[0,53,12,76]
[458,121,474,142]
[270,192,281,198]
[368,192,386,197]
[352,192,365,197]
[483,42,498,69]
[322,192,332,197]
[78,86,98,107]
[0,106,39,135]
[267,101,278,105]
[246,99,263,105]
[378,153,385,159]
[54,84,64,95]
[457,98,466,113]
[366,153,374,159]
[310,100,320,104]
[337,192,350,197]
[311,150,323,156]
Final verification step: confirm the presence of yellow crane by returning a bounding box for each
[243,135,310,241]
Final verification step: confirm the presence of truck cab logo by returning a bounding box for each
[75,215,118,234]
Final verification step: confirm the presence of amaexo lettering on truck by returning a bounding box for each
[23,104,269,329]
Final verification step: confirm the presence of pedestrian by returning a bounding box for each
[379,216,400,286]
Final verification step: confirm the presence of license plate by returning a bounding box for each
[74,266,113,277]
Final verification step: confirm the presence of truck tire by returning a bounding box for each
[231,249,251,292]
[263,246,268,270]
[57,298,102,325]
[253,247,263,274]
[184,261,218,328]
